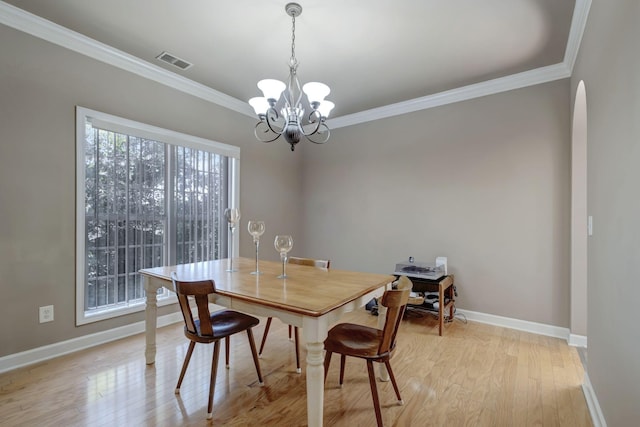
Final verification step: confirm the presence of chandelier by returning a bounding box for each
[248,3,334,152]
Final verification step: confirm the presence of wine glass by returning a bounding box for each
[247,220,266,275]
[274,235,293,278]
[224,208,241,272]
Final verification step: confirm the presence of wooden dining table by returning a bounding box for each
[139,257,394,427]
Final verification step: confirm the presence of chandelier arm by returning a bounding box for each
[263,107,286,135]
[305,123,330,144]
[254,121,282,143]
[300,109,323,137]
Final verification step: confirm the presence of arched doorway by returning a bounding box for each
[570,80,588,346]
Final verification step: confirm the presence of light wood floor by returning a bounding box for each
[0,309,592,426]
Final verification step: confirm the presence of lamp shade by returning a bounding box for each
[302,82,330,105]
[317,100,335,118]
[249,97,270,115]
[258,79,286,102]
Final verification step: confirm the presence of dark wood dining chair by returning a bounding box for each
[323,276,412,427]
[258,256,330,373]
[171,272,263,420]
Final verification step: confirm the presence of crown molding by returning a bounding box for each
[0,1,255,118]
[328,62,571,129]
[565,0,592,72]
[0,0,590,128]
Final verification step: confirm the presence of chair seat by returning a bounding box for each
[325,323,385,359]
[186,310,260,343]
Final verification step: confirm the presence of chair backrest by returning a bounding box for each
[378,275,412,355]
[288,256,331,269]
[172,272,216,337]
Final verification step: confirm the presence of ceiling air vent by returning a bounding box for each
[156,51,193,70]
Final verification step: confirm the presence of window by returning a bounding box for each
[76,107,240,325]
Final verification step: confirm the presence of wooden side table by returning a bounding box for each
[400,274,455,336]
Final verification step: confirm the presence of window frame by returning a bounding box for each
[75,106,240,326]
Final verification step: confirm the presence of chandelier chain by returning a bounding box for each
[290,13,297,66]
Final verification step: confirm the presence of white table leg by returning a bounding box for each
[376,304,390,381]
[305,341,325,427]
[144,277,158,365]
[302,316,330,427]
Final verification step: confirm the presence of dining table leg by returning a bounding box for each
[303,316,330,427]
[144,276,158,365]
[305,341,325,427]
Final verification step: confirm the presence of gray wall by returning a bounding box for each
[299,81,571,327]
[571,1,640,426]
[0,24,302,356]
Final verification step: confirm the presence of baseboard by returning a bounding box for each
[457,309,571,340]
[582,372,607,427]
[0,312,182,374]
[0,308,582,374]
[568,333,588,347]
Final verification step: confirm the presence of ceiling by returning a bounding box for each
[1,0,583,126]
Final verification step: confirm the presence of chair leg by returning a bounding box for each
[323,350,332,383]
[384,360,403,405]
[294,326,301,373]
[288,324,293,340]
[339,354,346,387]
[258,317,273,356]
[225,336,230,369]
[246,328,264,385]
[175,341,196,394]
[207,341,221,420]
[366,360,383,427]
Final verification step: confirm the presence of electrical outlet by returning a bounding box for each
[39,305,54,323]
